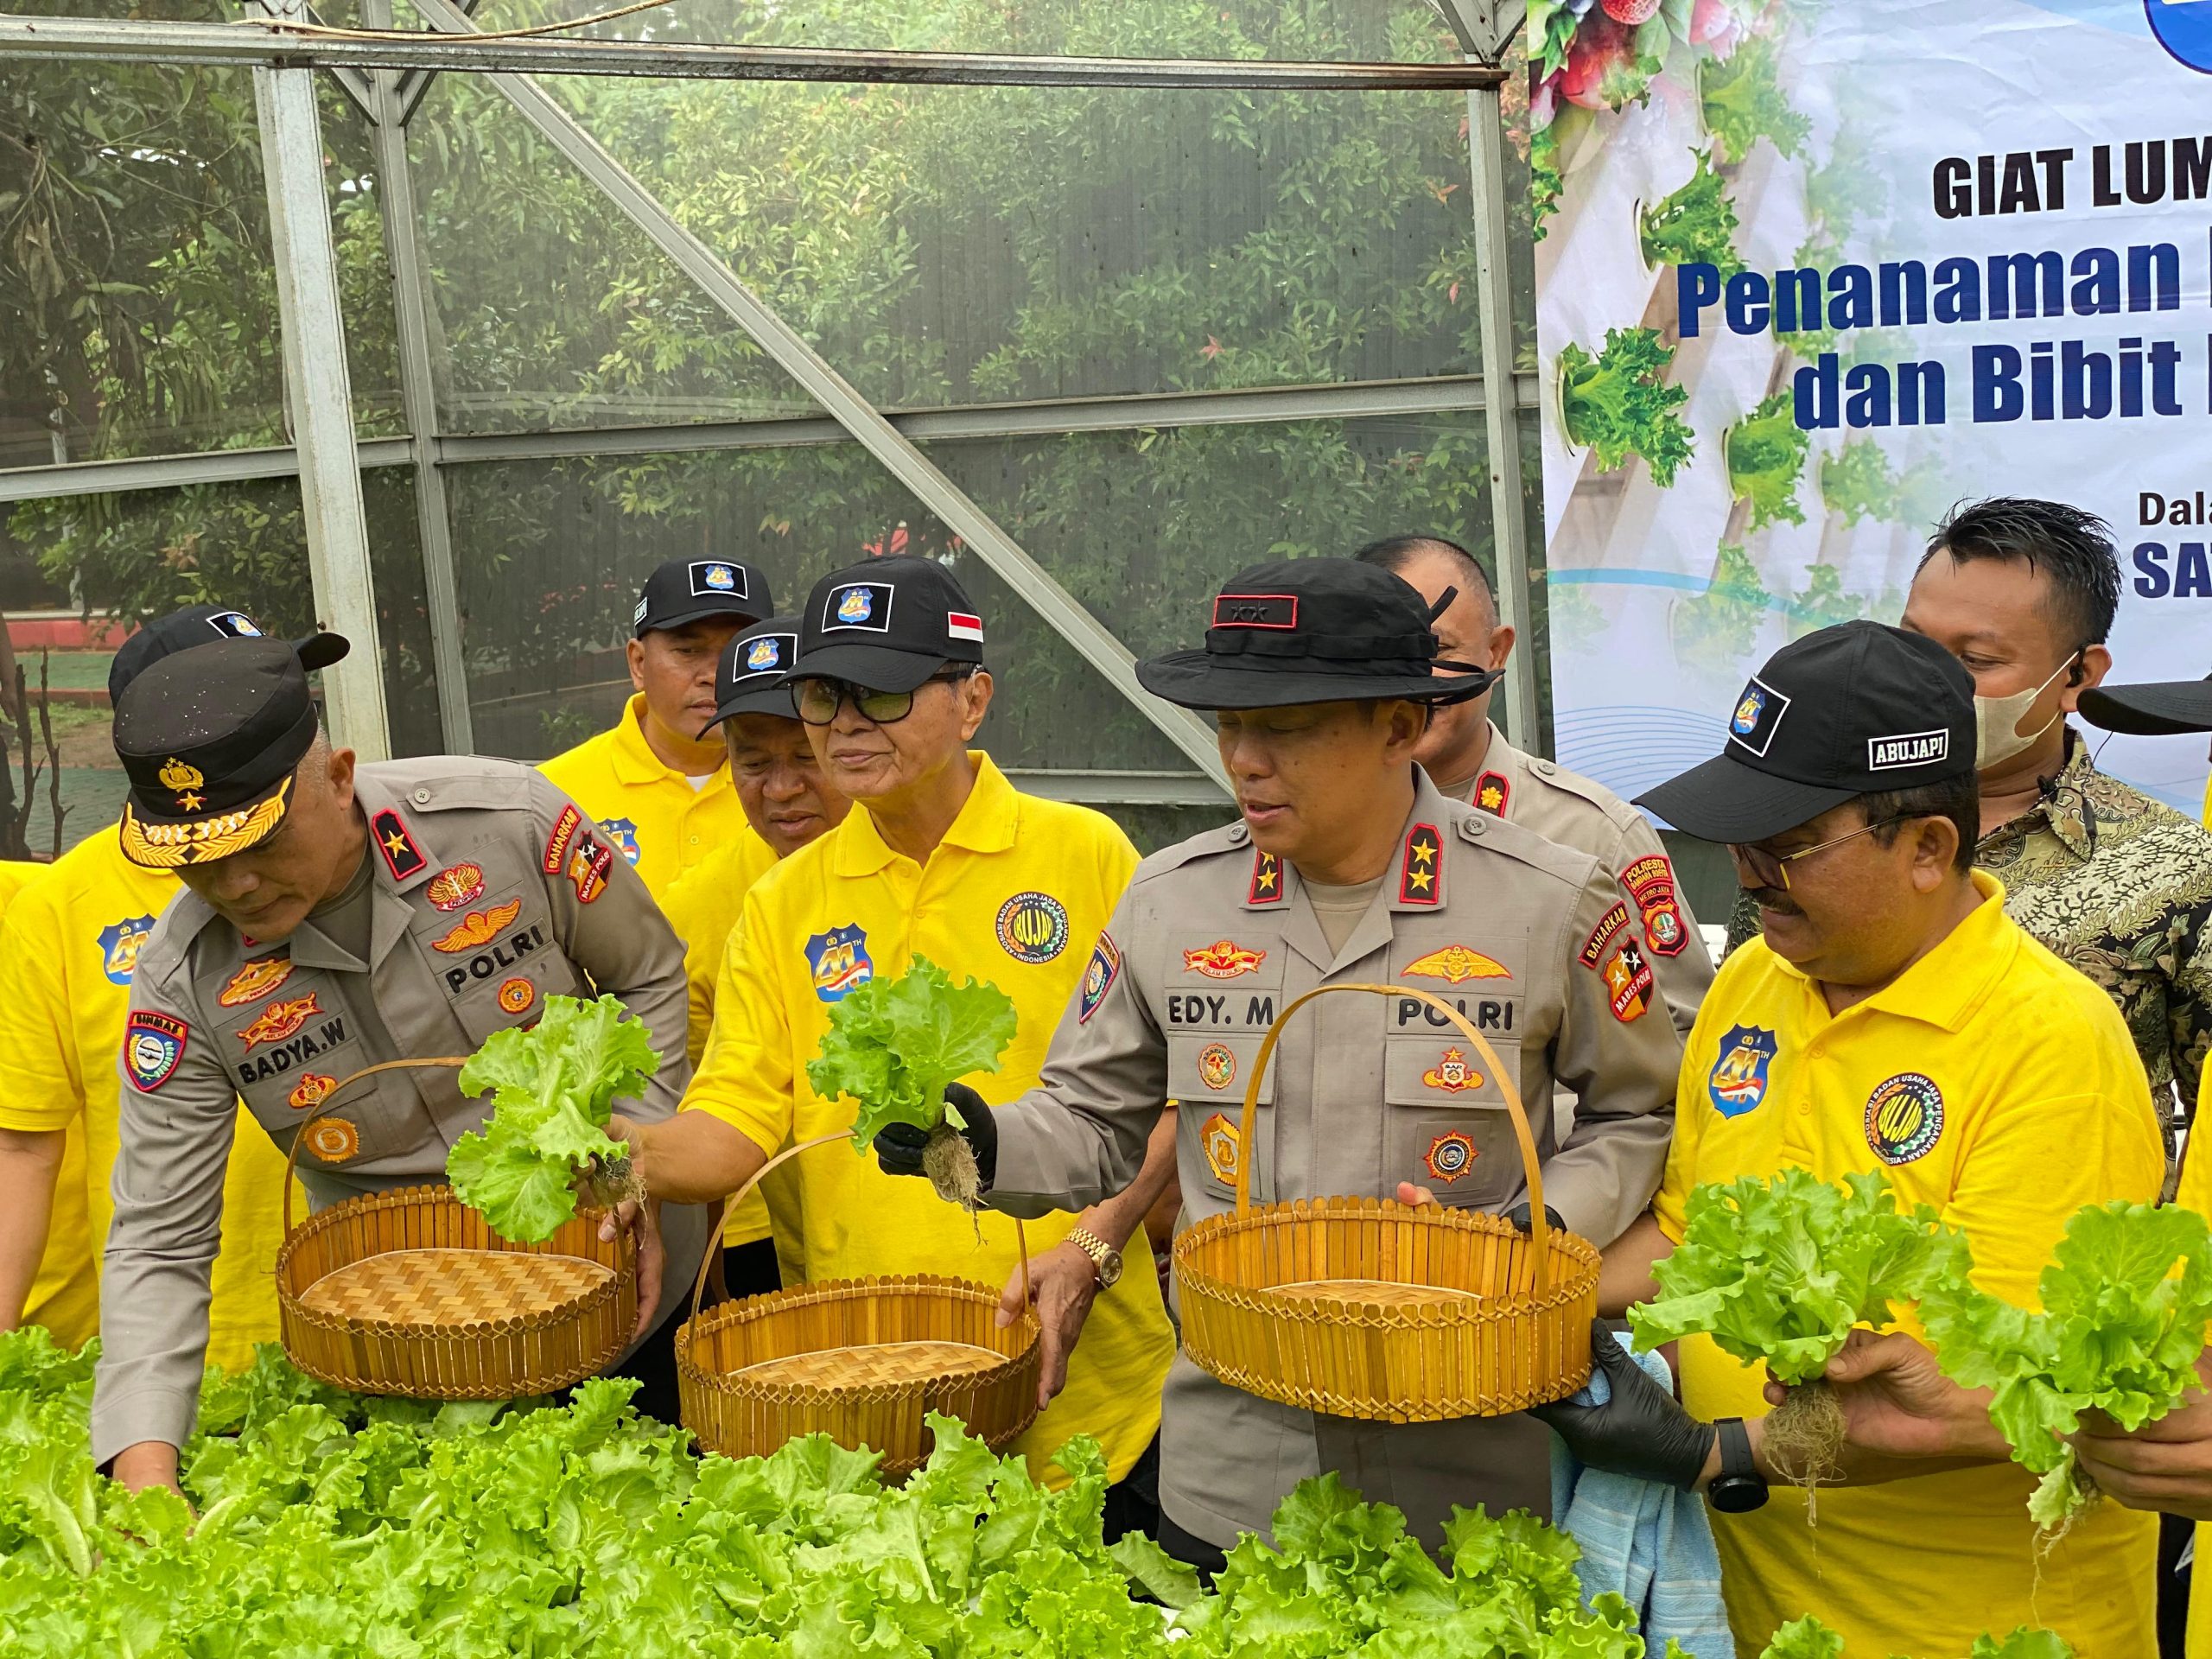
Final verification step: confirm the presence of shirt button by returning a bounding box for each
[1535,760,1556,777]
[1797,1103,1812,1116]
[412,788,431,805]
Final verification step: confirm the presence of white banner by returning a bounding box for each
[1534,0,2212,817]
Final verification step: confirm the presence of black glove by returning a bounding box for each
[1504,1201,1567,1236]
[874,1081,999,1188]
[1529,1317,1717,1491]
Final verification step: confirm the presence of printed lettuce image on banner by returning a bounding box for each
[1533,0,2212,818]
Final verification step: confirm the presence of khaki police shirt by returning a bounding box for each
[1443,721,1713,1038]
[986,770,1683,1550]
[91,758,703,1465]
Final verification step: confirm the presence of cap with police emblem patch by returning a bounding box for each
[789,556,983,694]
[632,557,772,639]
[107,603,347,706]
[1135,557,1498,711]
[1636,620,1975,844]
[112,639,321,869]
[708,614,802,727]
[2078,671,2212,736]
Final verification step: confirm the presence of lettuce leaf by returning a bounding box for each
[1699,32,1808,164]
[447,992,660,1242]
[804,955,1019,1150]
[1557,327,1695,486]
[1639,149,1740,273]
[1630,1169,1971,1383]
[1726,391,1811,529]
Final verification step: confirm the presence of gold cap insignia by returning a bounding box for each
[157,757,206,791]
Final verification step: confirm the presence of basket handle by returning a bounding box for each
[281,1056,469,1236]
[1229,981,1553,1295]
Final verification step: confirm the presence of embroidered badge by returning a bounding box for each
[995,892,1070,965]
[1401,944,1511,984]
[824,582,893,632]
[432,900,523,955]
[1211,593,1299,630]
[1578,903,1632,969]
[601,818,642,867]
[1182,939,1266,979]
[1197,1042,1236,1091]
[1201,1111,1241,1186]
[1247,849,1283,906]
[691,560,744,597]
[499,977,537,1015]
[1601,940,1654,1024]
[1398,823,1443,906]
[1866,1072,1945,1166]
[567,836,614,905]
[219,957,295,1007]
[304,1119,359,1164]
[1079,934,1121,1023]
[744,635,783,672]
[1425,1130,1478,1185]
[1473,771,1510,817]
[806,924,874,1002]
[1421,1047,1482,1093]
[288,1072,337,1112]
[124,1011,189,1093]
[1707,1025,1779,1118]
[370,809,427,882]
[543,804,584,875]
[97,915,158,987]
[159,756,207,812]
[425,863,486,912]
[1727,675,1791,758]
[1621,854,1689,958]
[237,993,321,1051]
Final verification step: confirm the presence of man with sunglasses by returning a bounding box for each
[609,556,1178,1538]
[1546,621,2164,1656]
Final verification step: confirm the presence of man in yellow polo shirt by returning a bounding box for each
[1542,622,2164,1655]
[660,613,852,1295]
[540,557,768,897]
[0,606,328,1369]
[612,556,1177,1536]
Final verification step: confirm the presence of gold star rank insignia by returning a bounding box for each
[368,808,428,881]
[1396,823,1443,906]
[1247,848,1283,906]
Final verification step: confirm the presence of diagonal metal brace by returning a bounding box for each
[1431,0,1526,67]
[404,0,1229,787]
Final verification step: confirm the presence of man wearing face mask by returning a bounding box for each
[1722,499,2212,1135]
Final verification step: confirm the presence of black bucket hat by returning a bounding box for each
[1135,558,1499,711]
[2077,673,2212,736]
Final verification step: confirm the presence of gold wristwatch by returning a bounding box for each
[1065,1224,1124,1290]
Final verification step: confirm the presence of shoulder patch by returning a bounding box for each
[544,804,585,876]
[1397,823,1442,906]
[1472,771,1510,817]
[1620,854,1689,957]
[124,1011,189,1093]
[1578,902,1631,969]
[1079,933,1122,1023]
[1248,849,1284,906]
[370,810,427,883]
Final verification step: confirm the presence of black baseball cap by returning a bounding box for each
[708,614,801,727]
[1136,558,1498,711]
[787,556,984,694]
[108,603,347,706]
[1637,620,1975,843]
[2078,673,2212,735]
[632,557,772,638]
[113,639,320,869]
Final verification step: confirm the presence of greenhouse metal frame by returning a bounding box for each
[0,0,1535,806]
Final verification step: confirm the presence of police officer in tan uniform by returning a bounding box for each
[92,639,702,1493]
[873,558,1684,1567]
[1357,534,1713,1036]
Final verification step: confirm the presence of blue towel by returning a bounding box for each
[1547,1331,1736,1659]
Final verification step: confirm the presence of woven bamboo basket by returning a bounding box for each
[677,1131,1042,1477]
[272,1058,637,1398]
[1173,983,1599,1422]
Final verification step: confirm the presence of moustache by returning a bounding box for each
[1745,886,1803,917]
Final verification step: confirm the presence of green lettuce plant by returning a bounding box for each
[1557,327,1695,486]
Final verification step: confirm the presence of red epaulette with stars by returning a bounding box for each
[1398,822,1442,906]
[1248,848,1283,906]
[370,809,427,881]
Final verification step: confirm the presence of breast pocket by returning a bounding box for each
[1382,1033,1526,1210]
[410,882,584,1045]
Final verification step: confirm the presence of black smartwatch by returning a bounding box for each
[1707,1416,1769,1513]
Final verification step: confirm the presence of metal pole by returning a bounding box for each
[252,0,391,757]
[363,0,474,752]
[405,0,1229,785]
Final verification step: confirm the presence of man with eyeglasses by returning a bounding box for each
[1542,621,2164,1656]
[606,556,1178,1539]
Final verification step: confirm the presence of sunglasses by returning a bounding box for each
[1727,816,1909,892]
[794,665,975,728]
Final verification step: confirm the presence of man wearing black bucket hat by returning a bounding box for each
[2080,668,2212,830]
[855,556,1685,1567]
[89,639,707,1498]
[1545,621,2164,1656]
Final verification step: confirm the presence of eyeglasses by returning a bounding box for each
[1727,816,1909,892]
[794,666,974,728]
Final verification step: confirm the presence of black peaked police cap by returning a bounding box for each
[1136,558,1499,711]
[2077,672,2212,736]
[1637,620,1975,844]
[112,639,320,870]
[633,556,772,638]
[108,603,347,707]
[708,614,803,727]
[788,556,985,695]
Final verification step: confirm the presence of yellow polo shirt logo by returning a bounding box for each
[1864,1071,1944,1166]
